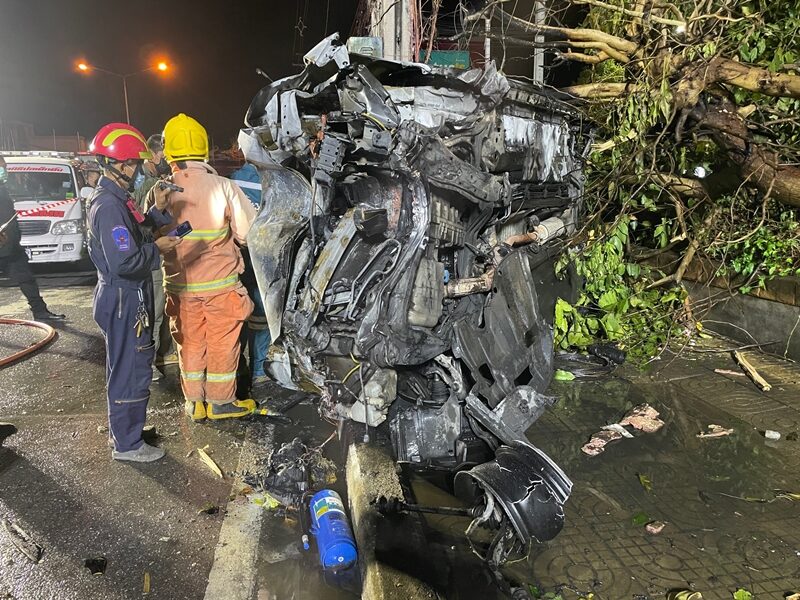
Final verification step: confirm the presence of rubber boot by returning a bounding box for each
[184,400,207,422]
[207,399,256,420]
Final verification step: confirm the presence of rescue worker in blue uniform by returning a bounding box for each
[87,123,181,462]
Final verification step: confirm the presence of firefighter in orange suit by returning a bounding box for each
[153,114,257,421]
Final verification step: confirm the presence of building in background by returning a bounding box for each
[0,120,87,153]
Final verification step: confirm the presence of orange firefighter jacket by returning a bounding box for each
[160,161,257,297]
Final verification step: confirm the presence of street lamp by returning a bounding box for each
[76,60,170,124]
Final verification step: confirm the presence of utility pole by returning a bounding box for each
[372,0,413,61]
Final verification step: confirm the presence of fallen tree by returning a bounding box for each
[456,0,800,358]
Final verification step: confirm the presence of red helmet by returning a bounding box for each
[89,123,152,162]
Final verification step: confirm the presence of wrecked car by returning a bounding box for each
[242,34,589,563]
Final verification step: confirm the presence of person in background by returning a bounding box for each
[87,122,180,462]
[80,161,102,188]
[229,162,270,392]
[133,134,178,380]
[154,114,257,422]
[0,156,65,322]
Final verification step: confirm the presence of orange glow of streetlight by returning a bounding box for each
[156,61,168,72]
[77,62,90,72]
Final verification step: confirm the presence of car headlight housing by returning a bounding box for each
[50,219,83,236]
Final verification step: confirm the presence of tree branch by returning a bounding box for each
[572,0,686,27]
[562,82,636,98]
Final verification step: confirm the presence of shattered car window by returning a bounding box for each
[243,34,589,563]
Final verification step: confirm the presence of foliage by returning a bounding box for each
[733,589,753,600]
[546,0,800,358]
[554,215,686,362]
[706,197,800,293]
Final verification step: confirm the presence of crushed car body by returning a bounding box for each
[242,34,589,561]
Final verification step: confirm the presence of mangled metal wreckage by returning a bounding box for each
[242,34,588,560]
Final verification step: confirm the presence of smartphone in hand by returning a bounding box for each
[168,221,193,238]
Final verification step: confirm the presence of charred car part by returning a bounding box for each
[244,34,588,561]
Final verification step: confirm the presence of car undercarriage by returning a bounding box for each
[242,34,590,565]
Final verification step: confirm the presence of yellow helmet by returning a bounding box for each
[163,113,209,163]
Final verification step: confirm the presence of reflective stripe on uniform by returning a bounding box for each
[234,180,262,191]
[165,273,239,294]
[181,370,206,381]
[183,227,229,241]
[206,371,237,383]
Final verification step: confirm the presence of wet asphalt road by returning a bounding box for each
[3,272,800,600]
[0,279,248,600]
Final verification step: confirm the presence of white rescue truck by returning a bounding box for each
[0,152,93,265]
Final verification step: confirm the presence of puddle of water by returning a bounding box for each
[253,401,359,600]
[253,374,800,599]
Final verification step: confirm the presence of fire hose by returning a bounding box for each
[0,318,57,368]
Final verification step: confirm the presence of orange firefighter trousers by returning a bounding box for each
[165,288,254,404]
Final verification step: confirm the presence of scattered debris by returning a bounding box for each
[666,591,702,600]
[96,425,108,434]
[262,541,302,564]
[601,423,634,438]
[718,489,800,503]
[2,519,43,563]
[185,449,194,458]
[158,537,171,543]
[637,473,653,493]
[763,429,781,440]
[714,369,746,377]
[143,571,150,595]
[785,593,800,600]
[251,493,281,510]
[732,351,772,391]
[645,521,666,535]
[733,589,752,600]
[198,503,219,515]
[242,437,337,508]
[581,428,624,456]
[582,404,664,455]
[620,404,665,433]
[697,424,734,439]
[197,447,224,479]
[83,556,107,575]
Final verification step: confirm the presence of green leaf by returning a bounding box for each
[631,511,649,525]
[637,473,653,493]
[733,589,753,600]
[554,369,576,381]
[598,290,618,310]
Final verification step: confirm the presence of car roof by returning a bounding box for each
[2,155,76,167]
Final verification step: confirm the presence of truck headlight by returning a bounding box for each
[50,219,83,235]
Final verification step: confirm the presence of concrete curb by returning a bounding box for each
[204,423,273,600]
[346,443,440,600]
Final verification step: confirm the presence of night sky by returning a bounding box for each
[0,0,358,147]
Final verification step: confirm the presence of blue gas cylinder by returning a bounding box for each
[309,489,358,571]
